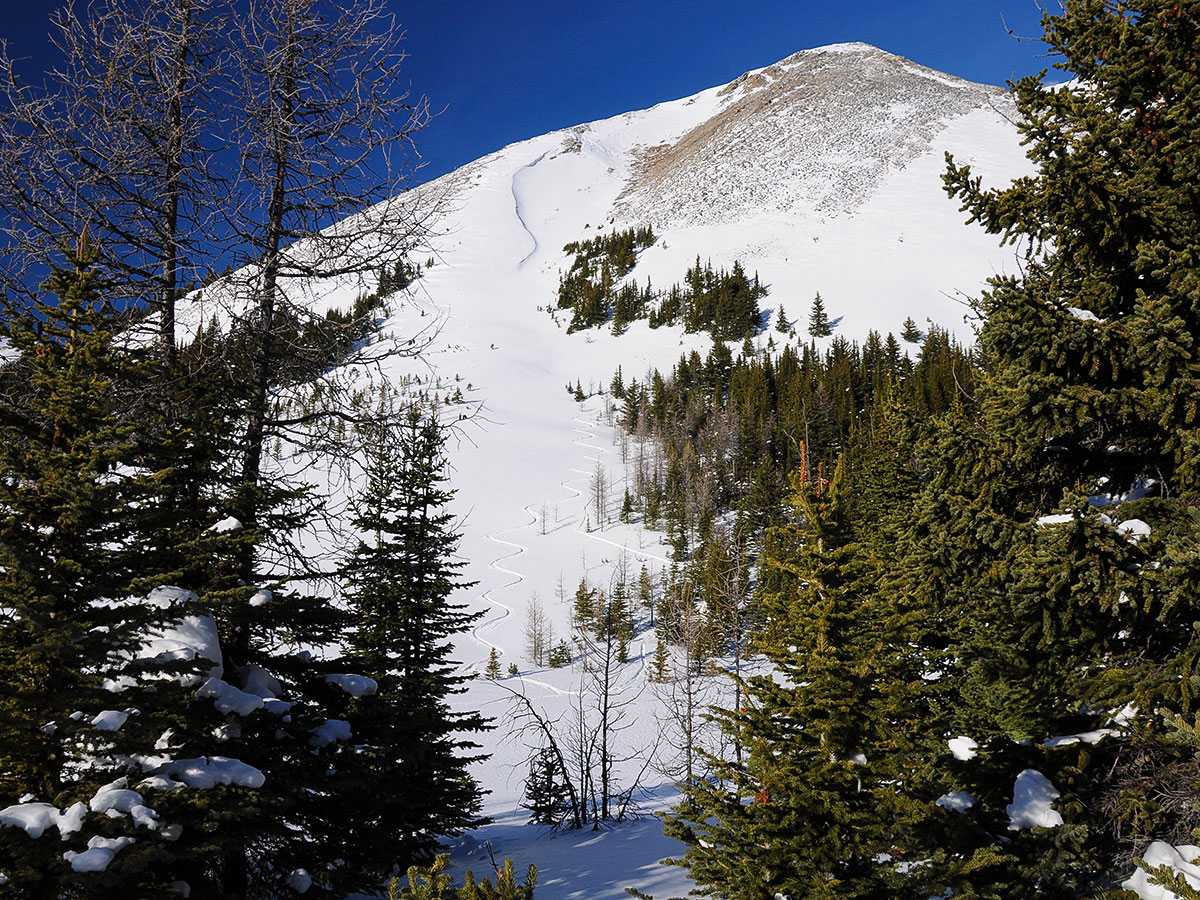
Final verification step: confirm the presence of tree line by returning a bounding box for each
[612,325,975,562]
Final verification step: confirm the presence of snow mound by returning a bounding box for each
[0,801,86,839]
[309,719,352,748]
[325,674,378,698]
[1041,728,1116,748]
[91,709,130,732]
[948,736,978,760]
[64,836,136,873]
[1006,769,1063,830]
[91,779,158,829]
[1118,519,1152,541]
[142,756,265,791]
[197,677,265,717]
[1124,842,1200,900]
[936,791,976,812]
[287,868,313,893]
[1037,513,1074,527]
[142,614,223,683]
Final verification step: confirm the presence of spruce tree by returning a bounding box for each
[664,460,926,900]
[808,293,831,337]
[522,748,571,826]
[0,244,233,895]
[900,1,1200,893]
[333,405,488,879]
[573,579,597,632]
[650,635,670,683]
[547,640,572,668]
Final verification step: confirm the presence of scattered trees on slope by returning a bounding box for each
[616,326,974,565]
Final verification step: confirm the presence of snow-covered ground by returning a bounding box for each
[186,43,1035,897]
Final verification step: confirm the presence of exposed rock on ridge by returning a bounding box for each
[616,42,1009,227]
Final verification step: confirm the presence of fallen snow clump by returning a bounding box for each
[1006,769,1063,830]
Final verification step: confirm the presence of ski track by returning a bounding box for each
[568,410,672,567]
[470,402,670,691]
[470,532,524,663]
[479,153,675,693]
[512,151,550,268]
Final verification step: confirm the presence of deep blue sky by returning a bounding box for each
[1,1,1058,185]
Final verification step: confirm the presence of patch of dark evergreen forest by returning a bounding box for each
[611,325,978,560]
[554,226,765,339]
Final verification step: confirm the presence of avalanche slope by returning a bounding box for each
[301,42,1033,898]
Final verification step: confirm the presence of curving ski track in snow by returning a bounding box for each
[567,409,671,566]
[471,533,523,662]
[468,401,669,696]
[512,151,549,268]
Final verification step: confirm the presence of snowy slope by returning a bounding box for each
[191,43,1033,898]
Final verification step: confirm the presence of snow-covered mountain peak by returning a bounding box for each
[616,43,1008,227]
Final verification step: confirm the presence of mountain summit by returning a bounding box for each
[617,43,1008,226]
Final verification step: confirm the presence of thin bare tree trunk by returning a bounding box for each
[0,0,221,365]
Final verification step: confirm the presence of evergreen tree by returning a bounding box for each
[650,635,670,683]
[899,316,922,344]
[572,578,597,632]
[0,244,233,895]
[547,640,572,668]
[620,488,634,523]
[775,303,790,334]
[611,365,625,399]
[664,460,926,900]
[521,748,571,826]
[331,405,488,881]
[899,2,1200,893]
[379,262,395,296]
[808,292,831,337]
[638,565,656,626]
[390,854,537,900]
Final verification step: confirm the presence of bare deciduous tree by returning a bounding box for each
[653,579,719,786]
[524,592,552,667]
[504,650,654,832]
[223,0,432,500]
[590,458,608,525]
[0,0,226,365]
